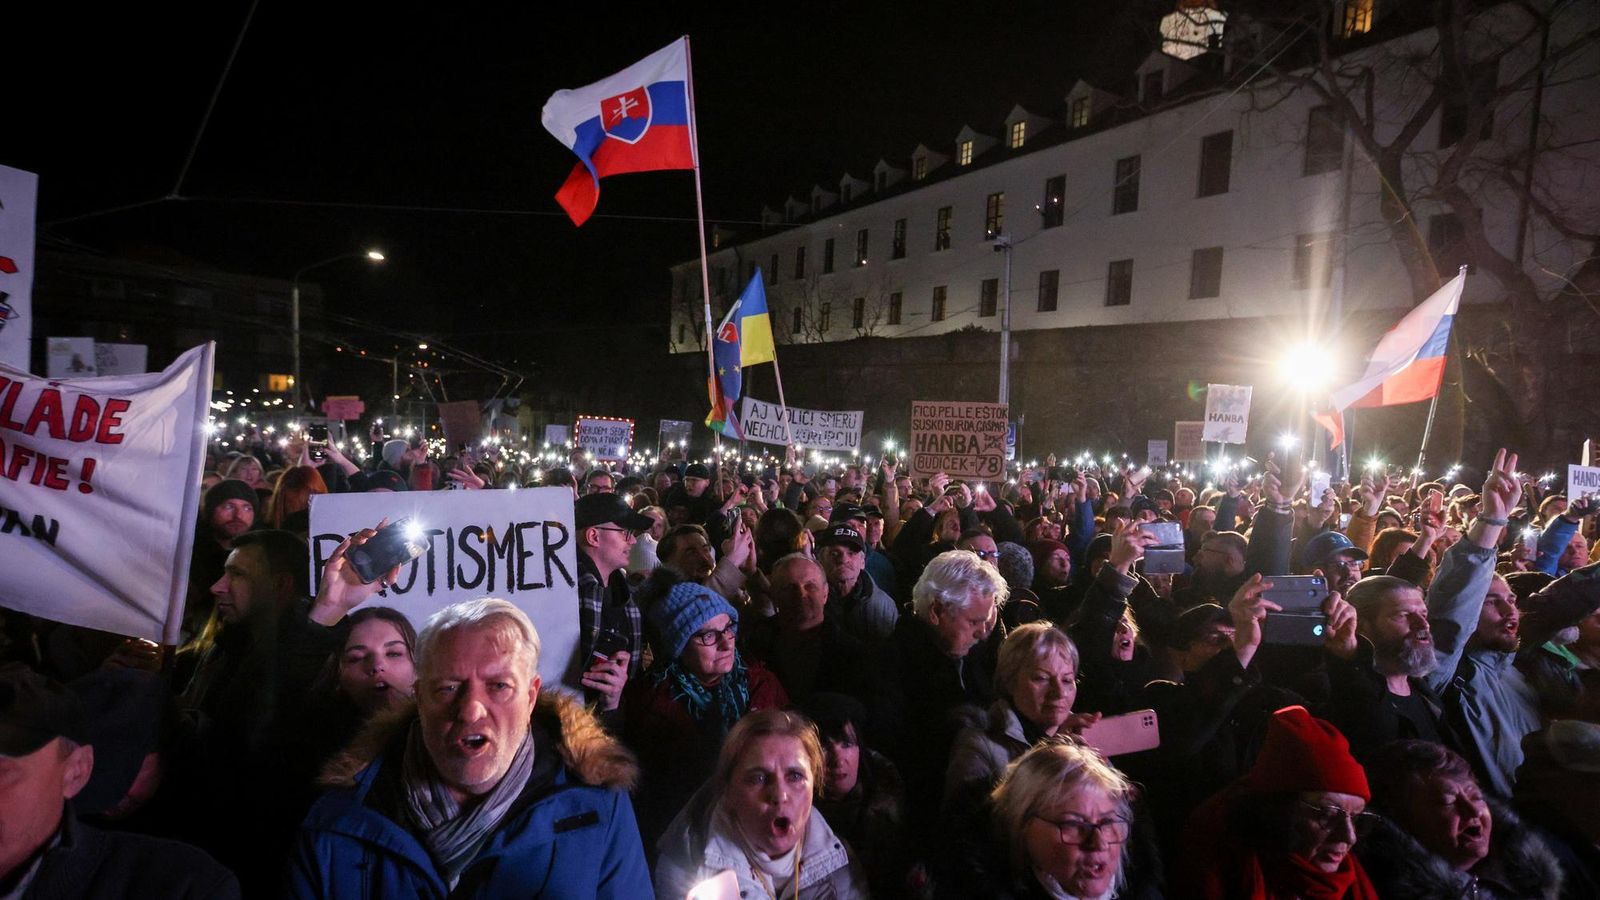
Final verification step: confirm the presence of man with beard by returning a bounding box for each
[1422,449,1543,799]
[1313,575,1464,764]
[1302,530,1369,599]
[1173,530,1248,607]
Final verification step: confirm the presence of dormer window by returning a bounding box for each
[1070,97,1091,128]
[1009,121,1026,149]
[913,156,928,180]
[1143,71,1164,105]
[958,140,974,166]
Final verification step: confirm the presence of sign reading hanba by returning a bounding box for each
[739,397,861,452]
[910,400,1008,479]
[575,415,633,462]
[1202,384,1252,444]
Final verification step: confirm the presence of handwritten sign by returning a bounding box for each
[322,395,365,420]
[909,400,1008,479]
[739,397,862,452]
[308,487,580,688]
[1202,384,1252,444]
[1173,421,1206,463]
[575,415,633,462]
[544,424,570,446]
[1147,440,1168,466]
[1569,465,1600,503]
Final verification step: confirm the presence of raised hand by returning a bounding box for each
[1471,448,1522,549]
[309,520,401,626]
[1227,573,1279,669]
[580,651,631,712]
[1321,586,1358,660]
[1109,520,1159,575]
[447,466,486,490]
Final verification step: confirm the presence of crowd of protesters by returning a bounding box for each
[3,421,1599,900]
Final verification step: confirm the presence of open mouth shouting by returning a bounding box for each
[456,733,491,755]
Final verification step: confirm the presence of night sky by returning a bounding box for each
[11,1,1156,373]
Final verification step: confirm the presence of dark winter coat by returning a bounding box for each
[1356,800,1564,899]
[18,811,239,900]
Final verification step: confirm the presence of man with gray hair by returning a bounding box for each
[290,598,651,897]
[884,550,1009,841]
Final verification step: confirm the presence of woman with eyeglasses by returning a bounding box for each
[625,580,790,853]
[943,623,1100,820]
[1177,705,1381,899]
[946,740,1159,900]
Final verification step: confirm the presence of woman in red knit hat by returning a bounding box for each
[1176,705,1381,899]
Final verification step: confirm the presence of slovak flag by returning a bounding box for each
[1315,269,1466,447]
[540,38,696,226]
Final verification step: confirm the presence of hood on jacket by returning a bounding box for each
[1356,798,1563,900]
[318,689,637,792]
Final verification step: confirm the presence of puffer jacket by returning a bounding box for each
[287,691,652,899]
[942,700,1032,816]
[1356,799,1564,899]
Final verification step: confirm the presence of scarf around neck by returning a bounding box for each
[655,652,752,734]
[400,720,536,889]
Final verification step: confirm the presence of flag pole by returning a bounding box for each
[1413,265,1468,479]
[770,354,795,468]
[682,35,720,451]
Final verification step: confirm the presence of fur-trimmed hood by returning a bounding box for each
[1356,798,1563,900]
[318,689,638,792]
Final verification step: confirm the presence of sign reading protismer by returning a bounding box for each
[910,400,1009,480]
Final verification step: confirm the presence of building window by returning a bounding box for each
[823,238,835,274]
[855,229,869,267]
[268,373,295,393]
[1038,269,1060,312]
[1427,213,1467,277]
[931,285,947,321]
[935,206,952,251]
[1189,247,1224,298]
[792,307,803,334]
[1041,175,1066,228]
[1106,259,1134,306]
[1143,71,1164,105]
[888,291,903,325]
[819,302,831,332]
[979,278,999,317]
[875,170,886,192]
[1113,155,1141,214]
[1070,96,1091,128]
[678,322,686,344]
[794,246,807,279]
[958,140,974,166]
[852,297,866,329]
[1292,233,1334,289]
[984,192,1005,240]
[1304,105,1343,175]
[1342,0,1374,37]
[769,253,779,283]
[892,219,907,259]
[1197,130,1233,197]
[1439,62,1497,148]
[913,156,928,180]
[1009,121,1026,149]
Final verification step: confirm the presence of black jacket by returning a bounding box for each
[20,810,239,900]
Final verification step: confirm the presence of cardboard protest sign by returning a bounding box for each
[46,338,97,378]
[739,397,862,452]
[1202,384,1252,444]
[308,487,580,687]
[0,343,213,644]
[438,400,482,450]
[909,400,1008,479]
[658,419,692,456]
[575,415,633,462]
[1173,421,1206,463]
[94,343,148,376]
[1147,440,1169,466]
[1569,464,1600,503]
[0,165,37,372]
[322,395,365,420]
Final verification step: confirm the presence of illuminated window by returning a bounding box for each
[1009,121,1026,149]
[267,373,295,393]
[958,140,974,166]
[1070,97,1091,128]
[1341,0,1374,37]
[913,156,928,180]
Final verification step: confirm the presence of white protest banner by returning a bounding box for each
[0,165,37,372]
[322,395,364,420]
[0,343,213,644]
[909,400,1008,479]
[1569,465,1600,503]
[1173,421,1206,463]
[739,397,862,453]
[47,337,97,378]
[308,487,581,687]
[575,415,633,462]
[1147,440,1169,466]
[1202,384,1252,444]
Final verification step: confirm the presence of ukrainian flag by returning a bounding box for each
[738,271,775,367]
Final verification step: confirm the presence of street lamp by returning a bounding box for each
[291,248,386,409]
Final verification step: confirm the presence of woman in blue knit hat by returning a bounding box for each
[624,579,790,856]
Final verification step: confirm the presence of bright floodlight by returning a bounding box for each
[1278,432,1299,449]
[1276,342,1333,392]
[366,249,386,261]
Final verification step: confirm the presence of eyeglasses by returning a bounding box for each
[1297,801,1381,835]
[972,549,999,560]
[594,525,640,538]
[688,622,738,646]
[1032,814,1132,846]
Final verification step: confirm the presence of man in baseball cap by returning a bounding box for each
[1303,530,1370,596]
[816,524,899,641]
[0,664,238,897]
[574,494,655,711]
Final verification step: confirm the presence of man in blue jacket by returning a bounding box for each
[289,598,652,898]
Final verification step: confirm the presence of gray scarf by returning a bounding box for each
[400,721,537,889]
